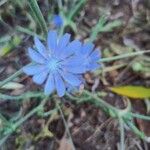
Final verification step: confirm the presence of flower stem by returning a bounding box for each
[14,97,48,127]
[16,26,45,40]
[126,121,146,140]
[56,102,76,150]
[68,0,86,20]
[83,90,118,114]
[28,0,48,35]
[100,50,150,63]
[89,16,106,42]
[129,113,150,121]
[119,118,125,150]
[0,135,10,147]
[0,96,49,146]
[0,92,45,101]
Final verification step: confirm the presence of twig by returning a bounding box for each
[57,102,76,150]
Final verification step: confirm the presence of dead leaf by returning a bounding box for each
[58,137,73,150]
[110,86,150,99]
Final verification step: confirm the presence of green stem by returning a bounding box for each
[68,0,86,20]
[0,92,45,101]
[28,0,48,35]
[1,96,49,145]
[13,103,41,129]
[83,90,118,114]
[83,90,132,119]
[129,113,150,121]
[95,63,127,75]
[119,118,125,150]
[59,25,65,37]
[0,63,33,88]
[14,96,48,129]
[57,102,76,150]
[0,134,10,147]
[42,108,58,117]
[0,68,23,88]
[16,26,45,40]
[100,50,150,63]
[0,113,8,123]
[89,16,106,42]
[126,121,146,140]
[13,97,46,126]
[57,0,63,11]
[66,93,91,103]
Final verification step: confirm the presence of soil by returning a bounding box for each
[0,0,150,150]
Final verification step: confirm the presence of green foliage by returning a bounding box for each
[0,35,21,56]
[90,16,122,42]
[28,0,48,35]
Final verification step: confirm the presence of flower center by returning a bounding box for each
[47,57,60,72]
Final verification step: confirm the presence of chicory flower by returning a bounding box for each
[23,30,100,97]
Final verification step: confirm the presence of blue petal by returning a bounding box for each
[28,48,46,64]
[54,73,65,97]
[63,56,86,73]
[47,31,57,53]
[34,37,47,58]
[66,84,79,92]
[23,64,46,75]
[44,73,55,95]
[81,43,94,55]
[63,55,84,66]
[65,65,86,74]
[56,33,70,56]
[61,40,81,58]
[90,49,101,60]
[61,72,81,86]
[88,63,100,71]
[32,70,48,85]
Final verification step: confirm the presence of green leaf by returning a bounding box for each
[110,86,150,99]
[99,20,122,32]
[28,0,48,35]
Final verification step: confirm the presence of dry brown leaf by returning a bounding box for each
[58,137,72,150]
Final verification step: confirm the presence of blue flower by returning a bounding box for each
[77,43,101,71]
[53,15,63,27]
[66,75,85,92]
[23,30,101,97]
